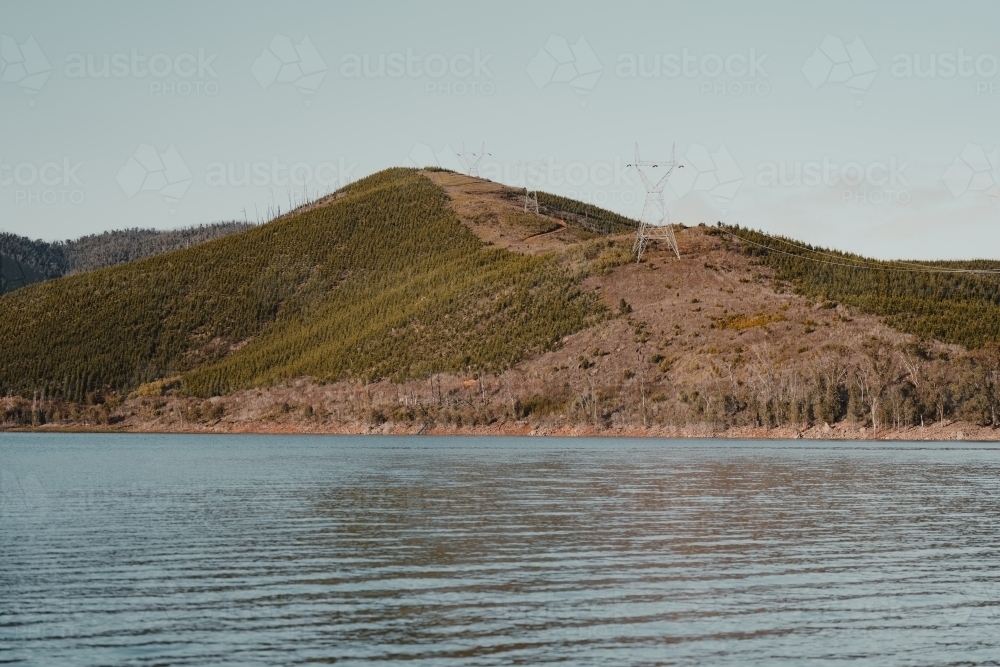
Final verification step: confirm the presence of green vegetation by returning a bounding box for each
[0,169,600,399]
[729,225,1000,348]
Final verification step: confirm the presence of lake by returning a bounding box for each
[2,433,999,665]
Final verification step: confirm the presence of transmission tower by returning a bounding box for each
[457,142,489,178]
[628,143,683,262]
[516,161,544,214]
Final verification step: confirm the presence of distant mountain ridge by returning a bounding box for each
[0,222,254,293]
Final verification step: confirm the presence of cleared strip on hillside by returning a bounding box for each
[0,169,601,399]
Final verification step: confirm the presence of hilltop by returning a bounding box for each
[3,168,1000,440]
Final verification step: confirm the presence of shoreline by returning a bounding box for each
[4,419,998,442]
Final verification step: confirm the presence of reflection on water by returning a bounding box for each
[2,434,1000,665]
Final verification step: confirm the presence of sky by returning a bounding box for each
[1,0,998,259]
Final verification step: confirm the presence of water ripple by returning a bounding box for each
[2,434,1000,665]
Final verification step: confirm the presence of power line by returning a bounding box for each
[732,227,1000,274]
[727,228,1000,276]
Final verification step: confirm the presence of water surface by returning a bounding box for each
[2,434,999,665]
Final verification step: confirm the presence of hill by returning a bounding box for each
[0,169,603,401]
[3,168,1000,439]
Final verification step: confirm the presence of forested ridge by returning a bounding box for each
[0,169,599,400]
[730,225,1000,349]
[0,221,252,292]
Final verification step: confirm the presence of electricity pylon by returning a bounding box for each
[457,142,489,178]
[517,161,544,214]
[628,142,683,262]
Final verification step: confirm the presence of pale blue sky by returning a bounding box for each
[1,0,997,258]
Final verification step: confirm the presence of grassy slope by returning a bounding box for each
[0,169,599,399]
[731,226,1000,348]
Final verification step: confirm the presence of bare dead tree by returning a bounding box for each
[856,338,899,437]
